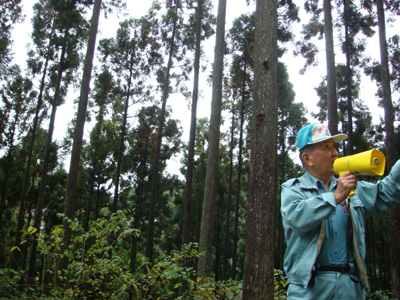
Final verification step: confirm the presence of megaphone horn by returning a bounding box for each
[333,149,386,197]
[333,148,386,177]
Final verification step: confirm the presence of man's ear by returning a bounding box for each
[301,151,313,168]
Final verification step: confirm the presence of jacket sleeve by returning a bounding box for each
[281,181,336,236]
[356,159,400,216]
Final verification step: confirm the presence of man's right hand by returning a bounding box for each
[334,172,357,204]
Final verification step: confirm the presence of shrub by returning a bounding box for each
[366,290,394,300]
[1,211,288,299]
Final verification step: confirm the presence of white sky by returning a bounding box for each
[10,0,398,175]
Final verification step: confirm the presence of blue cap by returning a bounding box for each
[296,123,348,149]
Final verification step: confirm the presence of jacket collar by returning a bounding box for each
[295,172,338,191]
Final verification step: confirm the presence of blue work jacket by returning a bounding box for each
[281,160,400,289]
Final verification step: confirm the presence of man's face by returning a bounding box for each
[304,139,339,178]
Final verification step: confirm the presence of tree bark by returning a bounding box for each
[182,0,203,247]
[343,0,354,154]
[85,98,106,231]
[64,0,102,220]
[145,1,179,263]
[242,0,277,298]
[131,127,151,274]
[197,0,227,280]
[376,0,400,297]
[113,54,134,213]
[232,60,247,280]
[323,0,338,135]
[223,106,234,280]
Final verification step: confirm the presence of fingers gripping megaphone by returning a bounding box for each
[333,149,386,197]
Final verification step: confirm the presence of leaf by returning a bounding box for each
[226,290,234,299]
[27,226,37,234]
[10,246,21,253]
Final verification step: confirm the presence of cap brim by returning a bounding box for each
[331,133,348,143]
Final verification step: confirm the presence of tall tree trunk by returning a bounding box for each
[232,60,247,280]
[145,1,179,263]
[18,1,76,272]
[64,0,102,223]
[242,0,277,298]
[197,142,206,240]
[23,71,50,278]
[277,134,285,271]
[19,19,56,275]
[0,106,20,229]
[182,0,203,246]
[379,227,386,290]
[39,104,59,275]
[85,101,106,231]
[223,106,235,280]
[56,0,102,275]
[215,209,221,280]
[85,171,96,231]
[343,0,354,154]
[376,0,400,297]
[113,55,134,213]
[131,133,150,274]
[0,90,22,241]
[323,0,338,135]
[0,150,12,241]
[197,0,227,280]
[367,217,377,291]
[129,158,147,300]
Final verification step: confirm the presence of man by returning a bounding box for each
[281,122,400,300]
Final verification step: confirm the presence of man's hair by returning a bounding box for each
[299,143,316,167]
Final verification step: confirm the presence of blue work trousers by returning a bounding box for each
[287,271,365,300]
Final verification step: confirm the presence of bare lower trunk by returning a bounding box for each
[242,0,277,298]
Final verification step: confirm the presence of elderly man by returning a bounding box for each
[281,122,400,300]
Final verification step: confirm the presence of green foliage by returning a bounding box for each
[58,211,138,298]
[0,211,289,299]
[388,34,400,94]
[0,0,23,80]
[131,244,201,299]
[273,269,288,299]
[0,268,23,298]
[2,210,137,299]
[366,290,395,300]
[185,279,243,300]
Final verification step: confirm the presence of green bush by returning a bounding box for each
[273,269,288,299]
[0,211,289,299]
[366,290,394,300]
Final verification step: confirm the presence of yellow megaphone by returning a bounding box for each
[333,149,386,197]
